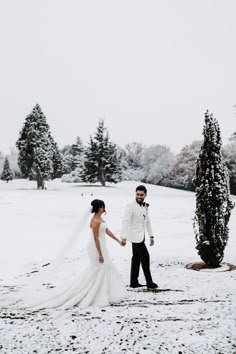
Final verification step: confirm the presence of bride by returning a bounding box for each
[21,199,127,310]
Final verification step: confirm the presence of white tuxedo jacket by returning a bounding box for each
[121,201,154,243]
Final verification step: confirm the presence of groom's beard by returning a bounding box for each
[136,197,145,205]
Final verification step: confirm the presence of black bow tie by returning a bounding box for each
[138,202,146,207]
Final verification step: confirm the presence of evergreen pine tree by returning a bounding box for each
[48,134,64,179]
[81,120,122,186]
[63,137,84,174]
[193,111,235,267]
[1,157,13,182]
[16,104,57,189]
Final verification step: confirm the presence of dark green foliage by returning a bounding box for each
[81,120,122,186]
[48,134,64,179]
[1,157,13,182]
[193,111,235,267]
[16,104,63,188]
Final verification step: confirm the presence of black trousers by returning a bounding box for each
[130,241,153,286]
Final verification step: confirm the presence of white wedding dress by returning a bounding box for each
[26,222,126,310]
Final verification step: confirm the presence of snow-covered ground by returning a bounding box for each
[0,179,235,354]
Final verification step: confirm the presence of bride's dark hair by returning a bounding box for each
[91,199,106,213]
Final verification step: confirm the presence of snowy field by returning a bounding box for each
[0,179,235,354]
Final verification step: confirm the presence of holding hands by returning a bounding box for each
[120,238,154,246]
[120,238,127,246]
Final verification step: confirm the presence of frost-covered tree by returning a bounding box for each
[122,142,146,181]
[61,144,72,156]
[229,131,236,141]
[48,134,64,179]
[223,137,236,195]
[16,104,58,189]
[141,145,175,185]
[124,142,144,169]
[1,157,13,182]
[61,137,85,183]
[122,143,175,184]
[0,149,22,178]
[63,137,84,174]
[171,141,202,191]
[7,148,22,178]
[193,111,235,267]
[81,120,122,186]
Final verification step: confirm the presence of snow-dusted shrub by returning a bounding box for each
[122,167,146,182]
[160,174,187,190]
[61,170,82,183]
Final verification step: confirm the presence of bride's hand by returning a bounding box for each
[99,255,104,263]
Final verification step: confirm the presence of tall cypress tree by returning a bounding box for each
[1,157,13,182]
[16,104,60,189]
[193,111,235,267]
[81,120,122,186]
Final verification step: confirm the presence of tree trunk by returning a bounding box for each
[100,168,106,186]
[37,174,45,189]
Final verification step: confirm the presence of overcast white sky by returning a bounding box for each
[0,0,235,155]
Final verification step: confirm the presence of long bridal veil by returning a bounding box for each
[9,205,93,309]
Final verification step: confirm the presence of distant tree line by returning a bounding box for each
[121,136,236,195]
[0,103,235,194]
[60,124,236,194]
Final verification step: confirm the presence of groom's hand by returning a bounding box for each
[150,237,154,246]
[121,238,126,246]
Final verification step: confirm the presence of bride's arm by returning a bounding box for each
[106,228,122,245]
[92,222,104,263]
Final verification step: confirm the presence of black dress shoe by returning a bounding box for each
[130,283,145,288]
[147,282,158,289]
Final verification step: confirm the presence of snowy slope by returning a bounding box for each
[0,179,235,354]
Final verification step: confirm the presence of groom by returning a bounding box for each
[121,185,158,289]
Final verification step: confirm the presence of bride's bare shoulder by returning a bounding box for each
[90,218,102,229]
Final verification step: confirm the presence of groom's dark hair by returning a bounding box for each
[136,185,147,194]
